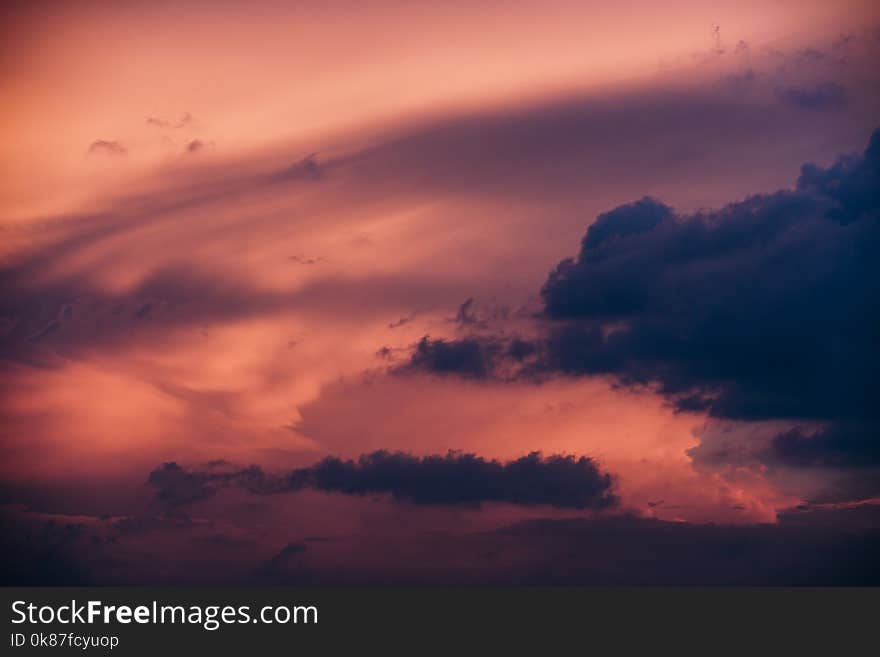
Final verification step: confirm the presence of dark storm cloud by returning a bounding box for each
[147,451,617,510]
[536,128,879,424]
[408,127,879,422]
[406,129,880,493]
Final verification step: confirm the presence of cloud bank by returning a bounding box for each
[148,450,618,510]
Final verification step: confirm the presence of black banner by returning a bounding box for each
[2,587,877,654]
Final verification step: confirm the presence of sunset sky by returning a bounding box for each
[1,0,878,584]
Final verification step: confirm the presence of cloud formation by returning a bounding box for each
[148,450,618,510]
[406,128,880,499]
[538,128,879,422]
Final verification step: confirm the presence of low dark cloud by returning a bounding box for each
[0,517,98,586]
[147,450,618,510]
[4,500,878,585]
[486,504,880,585]
[290,451,617,508]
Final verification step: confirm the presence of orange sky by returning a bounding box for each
[1,0,879,557]
[2,0,876,218]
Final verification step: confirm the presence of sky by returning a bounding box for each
[1,0,879,585]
